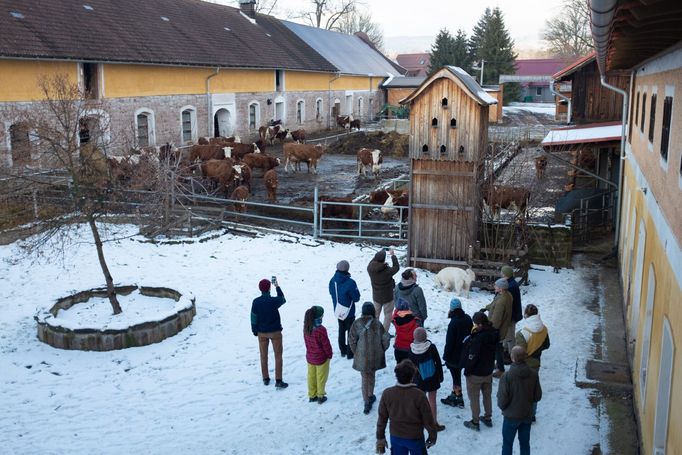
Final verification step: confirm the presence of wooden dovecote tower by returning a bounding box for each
[400,66,497,271]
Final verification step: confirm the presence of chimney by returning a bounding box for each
[239,0,256,19]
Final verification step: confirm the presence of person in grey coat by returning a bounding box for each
[497,346,542,455]
[394,268,428,326]
[349,302,391,415]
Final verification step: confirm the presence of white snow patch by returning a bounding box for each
[504,102,556,116]
[542,124,621,146]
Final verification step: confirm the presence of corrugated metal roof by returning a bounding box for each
[282,20,400,77]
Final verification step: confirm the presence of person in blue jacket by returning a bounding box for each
[251,278,288,388]
[329,260,361,359]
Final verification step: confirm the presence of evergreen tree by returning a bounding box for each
[469,7,519,103]
[428,28,472,75]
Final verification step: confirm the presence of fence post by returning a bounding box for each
[313,186,318,239]
[358,204,363,237]
[32,189,39,219]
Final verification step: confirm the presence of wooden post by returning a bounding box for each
[32,189,39,219]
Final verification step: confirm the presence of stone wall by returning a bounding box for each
[35,285,196,351]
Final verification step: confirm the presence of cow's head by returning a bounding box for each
[223,146,232,159]
[252,143,261,154]
[233,135,241,143]
[371,149,383,175]
[315,144,327,154]
[275,157,281,165]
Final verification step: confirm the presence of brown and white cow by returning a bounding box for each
[336,114,353,129]
[369,189,391,205]
[232,163,252,192]
[264,169,278,202]
[242,153,280,173]
[290,128,306,143]
[283,143,326,174]
[230,185,249,213]
[224,143,260,161]
[265,125,286,145]
[534,155,548,180]
[209,136,240,146]
[190,144,230,162]
[482,184,530,216]
[357,148,383,177]
[350,119,361,130]
[381,189,409,221]
[200,158,237,195]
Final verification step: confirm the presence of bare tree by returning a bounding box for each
[297,0,357,30]
[542,0,594,58]
[334,7,384,50]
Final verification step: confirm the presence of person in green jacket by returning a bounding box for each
[484,278,512,377]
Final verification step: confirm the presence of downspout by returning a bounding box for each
[206,68,220,136]
[550,80,572,124]
[600,75,629,249]
[328,72,341,129]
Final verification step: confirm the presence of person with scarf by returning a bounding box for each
[376,360,438,454]
[501,265,523,363]
[349,302,391,414]
[367,249,400,332]
[441,298,473,409]
[394,268,428,326]
[329,260,361,359]
[303,306,333,404]
[408,327,446,431]
[391,297,418,363]
[515,304,550,421]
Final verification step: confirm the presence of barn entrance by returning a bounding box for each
[214,108,232,137]
[332,100,341,118]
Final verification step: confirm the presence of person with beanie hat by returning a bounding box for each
[391,297,418,363]
[501,266,523,364]
[251,277,288,388]
[484,278,513,378]
[515,304,550,421]
[329,260,361,359]
[367,248,400,332]
[408,327,446,431]
[394,268,428,326]
[441,298,473,409]
[349,301,390,414]
[303,306,333,404]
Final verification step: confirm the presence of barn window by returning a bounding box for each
[536,87,542,96]
[135,109,155,147]
[661,95,673,162]
[316,98,323,121]
[296,100,305,124]
[640,93,647,133]
[247,102,260,130]
[441,98,448,107]
[9,122,32,166]
[648,93,657,143]
[431,118,438,127]
[81,62,99,99]
[421,144,429,156]
[450,118,457,128]
[440,145,447,157]
[181,107,197,143]
[275,69,284,92]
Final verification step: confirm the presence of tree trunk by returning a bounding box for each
[87,215,122,314]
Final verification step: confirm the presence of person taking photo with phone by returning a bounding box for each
[251,276,288,389]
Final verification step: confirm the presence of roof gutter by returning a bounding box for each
[590,0,618,74]
[600,74,629,249]
[550,81,572,124]
[206,67,220,136]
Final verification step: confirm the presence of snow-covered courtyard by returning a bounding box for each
[0,225,601,454]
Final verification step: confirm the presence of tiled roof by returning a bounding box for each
[514,58,574,77]
[552,52,597,80]
[0,0,336,71]
[396,53,429,76]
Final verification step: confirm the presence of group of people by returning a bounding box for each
[249,252,551,454]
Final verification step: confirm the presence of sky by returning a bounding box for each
[214,0,567,56]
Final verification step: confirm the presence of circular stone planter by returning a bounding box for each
[35,285,196,351]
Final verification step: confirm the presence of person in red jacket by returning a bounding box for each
[392,297,418,364]
[303,306,333,404]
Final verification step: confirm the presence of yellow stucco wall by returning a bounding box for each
[620,158,682,455]
[104,64,275,97]
[0,59,78,101]
[285,72,382,92]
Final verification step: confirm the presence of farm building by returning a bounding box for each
[499,58,572,103]
[400,66,497,271]
[395,53,430,77]
[590,1,682,453]
[0,0,403,168]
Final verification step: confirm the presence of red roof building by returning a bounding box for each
[396,53,430,77]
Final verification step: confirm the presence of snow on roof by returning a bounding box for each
[541,122,622,147]
[400,66,498,105]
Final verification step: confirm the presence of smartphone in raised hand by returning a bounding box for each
[271,275,278,287]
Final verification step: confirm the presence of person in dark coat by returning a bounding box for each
[392,297,418,363]
[484,278,513,377]
[251,278,288,388]
[367,249,400,332]
[501,265,523,363]
[394,268,428,326]
[515,304,550,421]
[462,312,499,431]
[409,327,445,431]
[441,298,473,409]
[329,260,361,359]
[349,302,391,414]
[497,346,542,455]
[303,306,333,404]
[376,360,438,454]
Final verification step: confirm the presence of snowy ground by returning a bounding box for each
[503,102,556,117]
[0,224,601,454]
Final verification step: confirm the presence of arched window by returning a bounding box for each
[247,102,260,130]
[316,98,323,121]
[296,100,305,124]
[431,118,438,127]
[441,98,448,107]
[450,118,457,128]
[180,106,197,143]
[135,109,155,147]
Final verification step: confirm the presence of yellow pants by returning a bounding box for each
[307,359,330,399]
